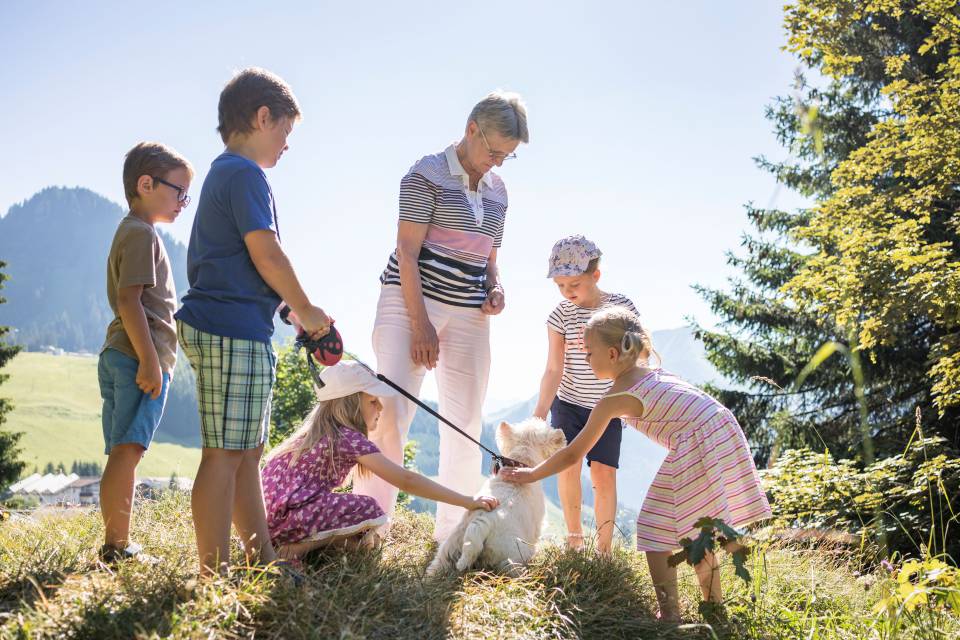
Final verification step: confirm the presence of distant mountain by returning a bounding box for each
[650,326,721,385]
[0,187,188,353]
[0,187,198,445]
[486,396,538,425]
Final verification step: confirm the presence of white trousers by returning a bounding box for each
[353,285,490,541]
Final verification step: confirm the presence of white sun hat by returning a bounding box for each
[313,361,399,401]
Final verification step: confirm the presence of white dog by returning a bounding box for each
[427,418,566,576]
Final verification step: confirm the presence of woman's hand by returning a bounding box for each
[481,286,505,316]
[498,466,538,484]
[466,494,499,511]
[411,319,440,370]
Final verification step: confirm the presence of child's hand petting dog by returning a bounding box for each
[498,466,536,484]
[467,495,499,511]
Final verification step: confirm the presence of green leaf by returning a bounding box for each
[731,548,752,584]
[667,549,689,568]
[685,528,715,566]
[715,520,746,543]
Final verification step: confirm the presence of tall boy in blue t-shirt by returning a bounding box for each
[176,67,331,576]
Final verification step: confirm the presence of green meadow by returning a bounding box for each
[3,495,958,639]
[2,352,200,479]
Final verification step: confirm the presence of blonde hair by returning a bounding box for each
[585,306,661,366]
[265,392,371,479]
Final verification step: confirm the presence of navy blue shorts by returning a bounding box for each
[550,397,622,468]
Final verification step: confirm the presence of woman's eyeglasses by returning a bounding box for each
[477,123,517,162]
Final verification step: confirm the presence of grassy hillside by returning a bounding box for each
[1,495,956,639]
[2,352,200,478]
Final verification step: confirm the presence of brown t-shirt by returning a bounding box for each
[102,215,178,374]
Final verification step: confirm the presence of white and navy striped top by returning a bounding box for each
[380,145,507,308]
[548,293,640,409]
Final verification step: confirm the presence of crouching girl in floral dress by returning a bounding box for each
[262,361,497,559]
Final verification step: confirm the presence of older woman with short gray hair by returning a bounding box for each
[354,91,529,541]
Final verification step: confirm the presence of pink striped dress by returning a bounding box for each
[612,369,771,551]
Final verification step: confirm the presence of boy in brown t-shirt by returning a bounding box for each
[97,142,193,563]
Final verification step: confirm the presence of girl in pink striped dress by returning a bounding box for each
[501,306,770,621]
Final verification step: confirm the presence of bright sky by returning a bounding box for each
[2,1,807,410]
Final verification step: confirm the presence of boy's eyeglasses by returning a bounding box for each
[152,176,191,206]
[477,123,517,162]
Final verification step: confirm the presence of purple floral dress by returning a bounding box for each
[262,426,387,546]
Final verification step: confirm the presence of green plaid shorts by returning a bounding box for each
[177,320,276,450]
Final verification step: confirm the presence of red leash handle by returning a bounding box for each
[279,303,343,366]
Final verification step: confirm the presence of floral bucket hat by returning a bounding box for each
[547,235,602,277]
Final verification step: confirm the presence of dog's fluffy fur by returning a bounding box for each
[426,418,566,576]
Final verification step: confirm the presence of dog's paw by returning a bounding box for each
[499,559,525,577]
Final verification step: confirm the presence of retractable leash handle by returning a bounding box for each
[278,303,343,367]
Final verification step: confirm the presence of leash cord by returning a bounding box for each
[295,340,519,469]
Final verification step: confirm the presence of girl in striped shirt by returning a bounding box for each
[533,236,639,555]
[509,306,770,622]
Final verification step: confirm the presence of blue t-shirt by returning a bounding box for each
[175,152,282,343]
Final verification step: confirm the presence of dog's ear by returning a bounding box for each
[496,421,513,451]
[550,429,567,448]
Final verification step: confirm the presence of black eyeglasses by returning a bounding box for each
[152,176,191,206]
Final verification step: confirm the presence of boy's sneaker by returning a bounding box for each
[98,541,158,565]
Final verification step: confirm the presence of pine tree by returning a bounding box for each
[782,1,960,421]
[694,3,958,463]
[0,261,24,491]
[71,460,102,476]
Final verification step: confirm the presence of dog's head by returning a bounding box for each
[496,418,566,467]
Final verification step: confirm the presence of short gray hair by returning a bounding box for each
[468,90,529,143]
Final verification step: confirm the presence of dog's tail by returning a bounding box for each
[456,512,494,572]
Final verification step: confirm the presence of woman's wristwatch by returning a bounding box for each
[486,283,504,295]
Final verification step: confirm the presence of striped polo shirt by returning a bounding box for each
[380,145,507,308]
[547,293,640,409]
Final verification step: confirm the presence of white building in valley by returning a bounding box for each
[6,473,101,506]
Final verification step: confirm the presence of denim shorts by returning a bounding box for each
[550,396,623,468]
[98,348,170,454]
